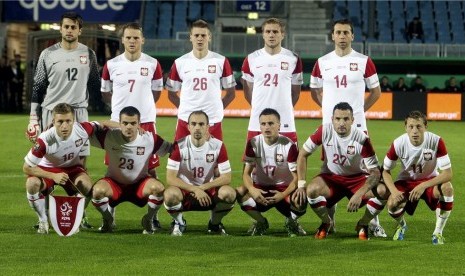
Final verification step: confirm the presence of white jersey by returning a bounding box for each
[310,49,379,131]
[91,126,171,185]
[303,124,379,176]
[244,134,298,187]
[101,53,163,123]
[165,50,236,124]
[32,42,100,110]
[24,122,94,168]
[167,136,231,186]
[242,48,303,132]
[383,132,451,181]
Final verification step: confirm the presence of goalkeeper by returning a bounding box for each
[26,12,100,229]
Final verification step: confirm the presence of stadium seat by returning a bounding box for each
[158,2,173,39]
[188,0,201,21]
[173,0,188,36]
[202,1,216,23]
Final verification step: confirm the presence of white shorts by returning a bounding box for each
[42,107,90,156]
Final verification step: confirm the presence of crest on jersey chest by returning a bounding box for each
[347,145,355,155]
[206,153,215,163]
[350,63,358,71]
[281,62,289,70]
[276,153,284,163]
[140,67,149,76]
[75,139,83,147]
[137,147,145,155]
[80,56,87,64]
[208,65,216,73]
[423,151,433,161]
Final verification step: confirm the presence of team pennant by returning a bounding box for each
[49,195,85,236]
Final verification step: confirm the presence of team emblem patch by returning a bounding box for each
[350,63,358,71]
[347,145,355,155]
[281,62,289,70]
[49,195,85,236]
[33,142,41,152]
[137,147,145,155]
[75,139,83,147]
[276,154,284,163]
[206,154,214,163]
[208,65,216,73]
[424,152,433,161]
[140,67,149,76]
[80,55,87,64]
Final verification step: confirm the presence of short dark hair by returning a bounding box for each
[188,110,209,125]
[52,103,74,117]
[405,110,427,126]
[120,22,143,37]
[333,102,353,115]
[331,18,353,34]
[262,17,285,33]
[60,12,83,29]
[189,19,210,33]
[259,108,280,121]
[120,106,141,121]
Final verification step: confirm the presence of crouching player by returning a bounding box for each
[236,108,306,236]
[383,111,453,244]
[296,102,388,240]
[23,103,94,234]
[164,111,236,236]
[90,106,172,234]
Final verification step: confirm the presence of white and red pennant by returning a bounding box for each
[49,195,85,236]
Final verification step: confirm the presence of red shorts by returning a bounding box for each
[318,173,370,208]
[99,177,151,207]
[395,178,439,215]
[104,122,159,169]
[175,119,223,141]
[179,187,220,211]
[30,165,87,196]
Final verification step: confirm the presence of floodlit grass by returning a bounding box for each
[0,114,463,275]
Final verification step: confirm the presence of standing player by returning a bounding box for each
[383,111,453,245]
[237,108,306,236]
[90,106,172,234]
[23,103,94,234]
[101,22,163,177]
[310,18,383,236]
[165,19,236,141]
[164,111,236,236]
[27,12,100,157]
[241,17,303,143]
[295,102,388,240]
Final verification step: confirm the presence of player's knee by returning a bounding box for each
[439,182,454,196]
[307,183,321,198]
[375,183,389,199]
[163,186,182,206]
[25,177,41,193]
[218,185,236,203]
[147,180,165,196]
[92,183,108,199]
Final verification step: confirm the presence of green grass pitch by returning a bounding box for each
[0,114,463,275]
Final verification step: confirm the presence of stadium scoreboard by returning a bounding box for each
[219,0,286,17]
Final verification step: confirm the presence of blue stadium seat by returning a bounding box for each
[188,0,201,21]
[173,0,187,36]
[158,2,173,38]
[202,1,215,23]
[143,0,158,39]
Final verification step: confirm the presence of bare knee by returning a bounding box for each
[163,186,182,206]
[26,177,42,194]
[218,185,236,203]
[92,181,110,199]
[145,180,165,196]
[439,182,454,197]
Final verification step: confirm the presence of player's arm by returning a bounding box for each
[267,171,297,204]
[291,84,301,106]
[243,80,253,105]
[382,168,404,205]
[222,87,235,108]
[348,166,381,212]
[27,52,49,142]
[87,49,101,101]
[22,163,69,185]
[100,63,112,106]
[198,171,232,191]
[243,162,269,206]
[410,167,453,202]
[310,87,323,107]
[167,91,180,107]
[364,85,381,111]
[152,90,161,103]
